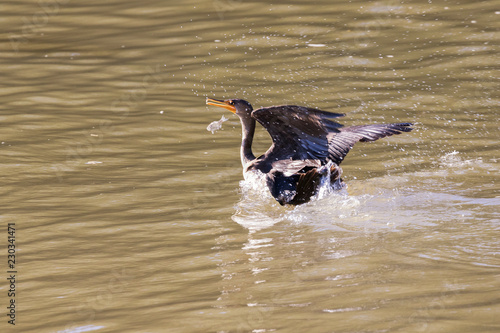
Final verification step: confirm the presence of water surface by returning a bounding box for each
[1,0,499,332]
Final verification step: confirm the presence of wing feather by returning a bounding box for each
[252,105,412,166]
[252,105,344,161]
[327,123,413,164]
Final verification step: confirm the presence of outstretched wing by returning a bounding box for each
[252,105,412,166]
[252,105,345,162]
[327,123,413,164]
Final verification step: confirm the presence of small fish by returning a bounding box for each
[206,115,228,134]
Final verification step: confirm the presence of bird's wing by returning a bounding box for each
[252,105,412,166]
[252,105,345,162]
[326,123,413,164]
[270,159,322,177]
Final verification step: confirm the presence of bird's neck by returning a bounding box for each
[240,116,256,167]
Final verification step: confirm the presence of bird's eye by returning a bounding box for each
[229,101,234,105]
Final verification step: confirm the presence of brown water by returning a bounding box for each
[1,0,499,332]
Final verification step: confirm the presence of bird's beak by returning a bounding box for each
[206,97,236,113]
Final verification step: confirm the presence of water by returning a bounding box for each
[1,0,499,332]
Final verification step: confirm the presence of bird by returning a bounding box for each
[206,98,412,205]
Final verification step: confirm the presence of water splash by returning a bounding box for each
[230,150,499,232]
[232,169,360,231]
[232,170,285,231]
[439,150,469,168]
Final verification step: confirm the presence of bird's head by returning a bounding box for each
[206,98,253,117]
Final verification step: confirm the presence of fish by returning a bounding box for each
[206,115,228,134]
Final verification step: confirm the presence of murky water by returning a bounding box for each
[1,0,499,332]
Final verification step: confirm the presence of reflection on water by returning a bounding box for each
[1,0,499,332]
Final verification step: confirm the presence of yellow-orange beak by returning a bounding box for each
[206,97,236,113]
